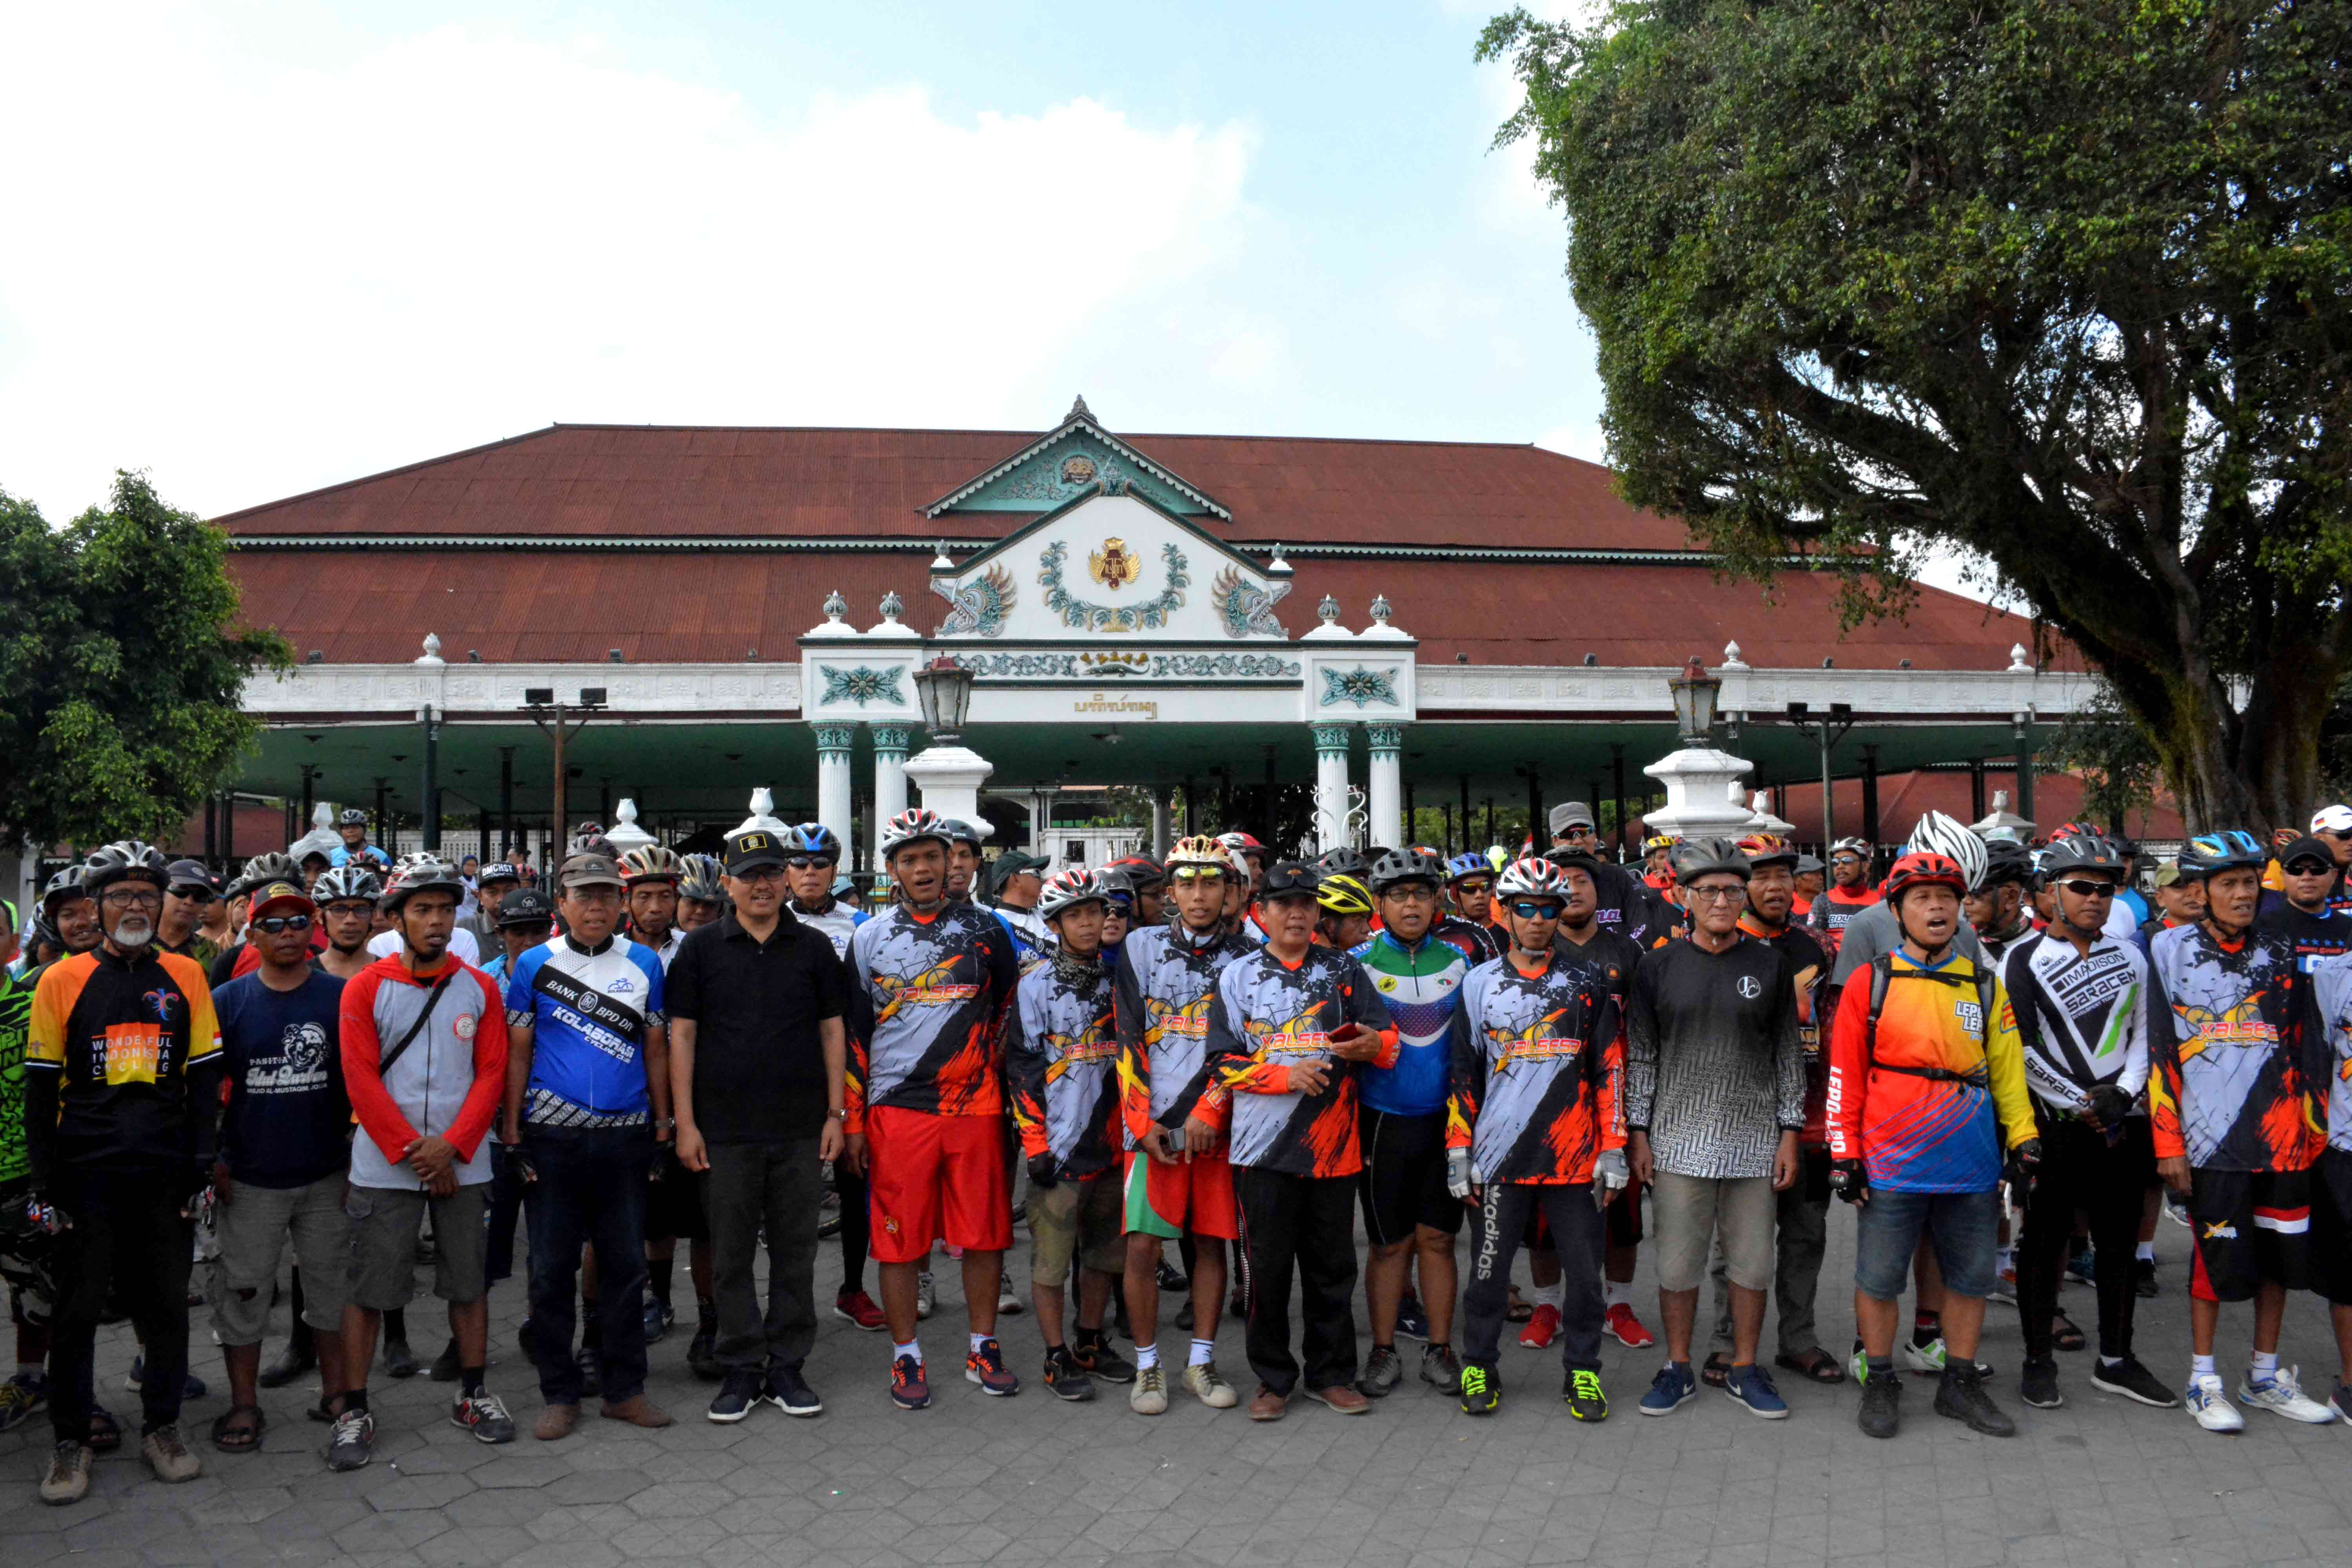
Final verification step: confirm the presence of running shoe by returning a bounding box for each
[1563,1367,1607,1422]
[1459,1363,1499,1417]
[889,1354,930,1411]
[1358,1345,1402,1398]
[2164,1192,2192,1228]
[686,1322,722,1381]
[1043,1346,1095,1403]
[2134,1257,2159,1298]
[1518,1303,1561,1350]
[325,1407,375,1470]
[382,1338,421,1380]
[834,1290,886,1331]
[2183,1372,2245,1432]
[766,1363,822,1417]
[140,1424,200,1483]
[450,1391,516,1444]
[2063,1241,2093,1284]
[1130,1365,1168,1415]
[1604,1303,1655,1349]
[2089,1357,2176,1408]
[39,1440,91,1505]
[641,1297,671,1345]
[2019,1357,2063,1410]
[965,1337,1020,1396]
[1394,1292,1430,1343]
[1155,1258,1188,1292]
[1901,1337,1994,1378]
[1183,1362,1238,1409]
[0,1371,46,1433]
[1637,1362,1696,1417]
[1849,1340,1869,1384]
[2238,1366,2337,1424]
[707,1368,763,1423]
[1072,1334,1134,1385]
[1421,1344,1463,1394]
[997,1283,1024,1316]
[1724,1364,1788,1420]
[1857,1370,1902,1439]
[915,1273,937,1320]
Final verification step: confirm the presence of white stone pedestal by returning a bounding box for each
[1641,746,1757,838]
[901,743,996,837]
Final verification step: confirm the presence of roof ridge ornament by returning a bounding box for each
[1066,394,1094,425]
[1722,639,1749,670]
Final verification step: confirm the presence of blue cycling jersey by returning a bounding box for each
[506,935,665,1127]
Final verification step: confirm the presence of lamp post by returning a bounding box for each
[911,656,976,744]
[1668,656,1722,742]
[901,655,994,843]
[523,686,607,869]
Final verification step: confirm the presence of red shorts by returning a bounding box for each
[1123,1147,1239,1241]
[865,1106,1013,1264]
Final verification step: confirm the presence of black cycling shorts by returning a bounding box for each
[2314,1149,2352,1307]
[1357,1108,1462,1244]
[2188,1166,2309,1305]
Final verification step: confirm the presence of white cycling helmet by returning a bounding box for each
[1906,810,1989,893]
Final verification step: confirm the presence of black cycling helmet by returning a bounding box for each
[1979,837,2036,888]
[2178,829,2266,876]
[1668,836,1751,884]
[82,840,171,896]
[2040,834,2128,880]
[38,866,89,917]
[1315,846,1371,881]
[1367,846,1443,895]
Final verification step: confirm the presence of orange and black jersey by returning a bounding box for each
[843,903,1019,1130]
[1445,949,1625,1185]
[1194,945,1397,1178]
[25,947,223,1180]
[2147,922,2325,1173]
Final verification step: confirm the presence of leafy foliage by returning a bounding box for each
[1481,0,2352,832]
[0,473,290,851]
[2042,681,2167,834]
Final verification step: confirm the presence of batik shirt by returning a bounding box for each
[2314,954,2352,1152]
[1446,950,1624,1185]
[2147,923,2323,1173]
[844,902,1019,1128]
[1352,930,1469,1118]
[2001,931,2149,1120]
[1006,951,1121,1178]
[1112,922,1254,1144]
[1826,950,2036,1193]
[1196,945,1397,1177]
[0,970,29,1193]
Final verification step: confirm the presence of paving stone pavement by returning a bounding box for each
[4,1193,2348,1568]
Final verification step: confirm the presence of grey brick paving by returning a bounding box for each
[4,1200,2348,1567]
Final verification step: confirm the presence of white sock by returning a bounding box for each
[2250,1350,2278,1379]
[1605,1281,1631,1310]
[2135,1241,2155,1262]
[1134,1342,1161,1371]
[2191,1353,2216,1379]
[1534,1281,1564,1310]
[1189,1339,1215,1367]
[969,1331,992,1355]
[1994,1246,2013,1273]
[895,1339,922,1366]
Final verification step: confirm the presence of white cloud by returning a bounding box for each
[0,11,1257,519]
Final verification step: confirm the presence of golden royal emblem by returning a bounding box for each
[1089,536,1139,591]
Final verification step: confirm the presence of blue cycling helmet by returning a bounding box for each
[2178,829,2265,875]
[788,822,843,862]
[1443,851,1492,885]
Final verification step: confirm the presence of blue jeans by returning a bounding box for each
[1853,1186,1999,1301]
[523,1125,655,1404]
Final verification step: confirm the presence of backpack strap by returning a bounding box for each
[1863,953,1993,1089]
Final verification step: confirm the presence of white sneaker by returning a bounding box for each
[915,1273,936,1321]
[1901,1338,1947,1374]
[1130,1365,1168,1416]
[996,1284,1023,1316]
[2184,1372,2247,1432]
[2238,1366,2338,1425]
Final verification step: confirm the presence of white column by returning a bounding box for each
[870,724,910,875]
[1313,723,1354,853]
[815,724,856,854]
[1366,724,1403,851]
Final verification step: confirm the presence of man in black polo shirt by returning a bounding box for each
[668,827,850,1425]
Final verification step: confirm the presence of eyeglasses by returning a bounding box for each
[254,915,314,934]
[1684,885,1745,904]
[2054,879,2117,899]
[1169,867,1227,884]
[321,902,375,918]
[732,866,789,884]
[101,889,162,911]
[1383,885,1438,902]
[1507,900,1565,918]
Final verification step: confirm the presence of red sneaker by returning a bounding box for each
[1605,1303,1656,1349]
[889,1354,930,1411]
[1518,1304,1561,1349]
[964,1337,1021,1397]
[833,1291,886,1331]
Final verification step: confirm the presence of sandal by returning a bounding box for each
[2052,1315,2086,1352]
[1699,1351,1731,1388]
[1774,1348,1848,1385]
[307,1394,344,1424]
[1505,1289,1532,1324]
[211,1405,265,1453]
[89,1406,122,1453]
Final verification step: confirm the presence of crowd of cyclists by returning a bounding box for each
[3,791,2352,1504]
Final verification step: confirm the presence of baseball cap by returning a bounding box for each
[478,861,522,886]
[249,880,314,918]
[497,886,556,927]
[1549,802,1596,836]
[987,851,1051,896]
[2154,861,2186,888]
[1259,861,1322,900]
[723,828,789,875]
[1795,854,1825,876]
[167,859,220,895]
[558,851,626,890]
[2312,805,2352,835]
[2278,835,2336,874]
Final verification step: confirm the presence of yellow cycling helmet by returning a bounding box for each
[1316,873,1373,918]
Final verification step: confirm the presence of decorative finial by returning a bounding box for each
[1369,594,1393,625]
[1066,394,1093,424]
[822,589,847,624]
[930,541,953,572]
[880,590,904,624]
[416,632,444,666]
[1318,594,1340,625]
[616,799,639,826]
[1722,639,1748,670]
[2007,643,2033,673]
[1267,543,1291,575]
[312,803,333,828]
[750,787,773,816]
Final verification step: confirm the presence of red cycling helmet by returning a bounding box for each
[1881,850,1967,905]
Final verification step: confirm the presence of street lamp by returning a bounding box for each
[1668,657,1721,742]
[911,656,975,744]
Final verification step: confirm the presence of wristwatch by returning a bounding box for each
[829,1108,848,1122]
[653,1117,675,1132]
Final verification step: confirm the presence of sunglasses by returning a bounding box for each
[2283,861,2335,877]
[784,856,835,871]
[254,915,314,934]
[1169,867,1227,883]
[2053,879,2117,898]
[1506,900,1565,918]
[1453,879,1493,895]
[171,887,217,904]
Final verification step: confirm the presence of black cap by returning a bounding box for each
[166,859,220,895]
[1544,847,1604,877]
[987,851,1051,896]
[478,861,522,886]
[1259,860,1322,900]
[2279,835,2337,875]
[496,886,556,927]
[724,827,790,874]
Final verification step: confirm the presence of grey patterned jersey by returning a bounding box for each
[1005,955,1121,1177]
[1624,936,1805,1180]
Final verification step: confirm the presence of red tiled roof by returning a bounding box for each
[215,423,1695,553]
[227,548,2035,673]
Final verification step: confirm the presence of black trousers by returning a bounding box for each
[706,1138,822,1372]
[1234,1168,1357,1396]
[1463,1181,1606,1373]
[835,1156,870,1298]
[524,1125,654,1403]
[2016,1115,2151,1361]
[49,1168,193,1442]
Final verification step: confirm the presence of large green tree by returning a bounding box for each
[0,472,289,851]
[1482,0,2352,832]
